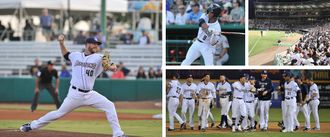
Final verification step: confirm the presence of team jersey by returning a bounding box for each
[297,83,308,102]
[68,52,104,90]
[197,81,216,99]
[284,80,300,98]
[309,83,320,100]
[216,81,231,97]
[167,80,181,98]
[214,35,229,55]
[255,77,273,100]
[196,13,221,45]
[244,82,255,101]
[181,82,198,98]
[232,81,246,98]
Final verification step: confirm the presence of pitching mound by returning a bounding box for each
[0,129,132,137]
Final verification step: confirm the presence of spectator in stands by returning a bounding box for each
[167,9,175,25]
[175,5,187,25]
[23,19,35,41]
[111,66,125,79]
[30,58,42,77]
[120,32,133,44]
[118,61,130,76]
[0,21,6,41]
[139,30,151,45]
[220,6,231,23]
[186,3,202,24]
[185,0,203,14]
[136,66,147,79]
[60,64,71,78]
[74,31,87,45]
[148,67,156,79]
[40,9,53,41]
[7,23,20,41]
[138,14,152,31]
[229,1,244,24]
[156,67,162,78]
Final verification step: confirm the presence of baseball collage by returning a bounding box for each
[0,0,329,137]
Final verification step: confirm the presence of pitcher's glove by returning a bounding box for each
[102,50,115,71]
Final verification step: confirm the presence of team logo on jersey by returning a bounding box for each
[74,61,97,69]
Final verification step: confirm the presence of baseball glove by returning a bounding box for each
[102,50,114,70]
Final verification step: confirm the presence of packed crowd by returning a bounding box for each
[249,19,317,31]
[279,23,330,66]
[166,0,245,25]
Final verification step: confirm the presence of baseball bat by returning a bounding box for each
[214,31,245,35]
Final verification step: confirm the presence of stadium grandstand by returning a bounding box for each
[249,0,330,66]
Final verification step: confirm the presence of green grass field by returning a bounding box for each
[249,30,285,56]
[0,104,162,137]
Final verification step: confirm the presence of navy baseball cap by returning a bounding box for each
[187,74,193,79]
[249,76,255,80]
[47,60,54,65]
[85,37,102,45]
[239,73,247,78]
[283,72,292,77]
[261,70,268,75]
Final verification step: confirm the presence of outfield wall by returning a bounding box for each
[0,78,162,103]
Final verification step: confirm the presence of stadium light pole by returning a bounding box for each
[101,0,107,45]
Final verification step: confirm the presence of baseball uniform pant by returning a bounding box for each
[31,83,61,110]
[168,97,184,129]
[226,101,233,126]
[284,98,297,132]
[308,99,320,129]
[243,101,255,129]
[181,41,214,66]
[181,99,195,128]
[214,53,229,65]
[30,87,124,137]
[259,100,271,129]
[294,103,310,128]
[232,98,247,126]
[281,101,287,128]
[198,98,211,129]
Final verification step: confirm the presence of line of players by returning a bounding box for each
[166,70,320,132]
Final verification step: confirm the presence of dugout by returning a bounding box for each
[166,23,245,65]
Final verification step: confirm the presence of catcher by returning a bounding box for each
[20,35,128,137]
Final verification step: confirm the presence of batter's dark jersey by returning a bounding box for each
[255,77,274,100]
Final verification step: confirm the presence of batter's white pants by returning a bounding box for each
[30,87,124,137]
[181,99,195,128]
[308,99,320,129]
[214,53,229,65]
[226,101,233,125]
[198,98,211,129]
[294,103,310,128]
[284,98,297,132]
[259,100,271,129]
[232,98,246,126]
[242,101,255,129]
[168,97,184,129]
[281,101,287,128]
[181,41,215,66]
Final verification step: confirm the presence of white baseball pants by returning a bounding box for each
[308,99,320,129]
[181,99,195,128]
[284,98,297,132]
[259,100,271,129]
[168,97,184,129]
[198,98,211,129]
[294,103,310,128]
[181,41,215,66]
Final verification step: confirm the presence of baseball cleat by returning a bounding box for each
[198,125,201,130]
[312,127,320,130]
[294,126,299,131]
[167,128,175,131]
[190,127,194,130]
[201,128,206,132]
[232,125,236,132]
[19,123,32,132]
[237,125,242,131]
[211,122,215,128]
[180,123,186,130]
[303,127,310,131]
[281,129,288,133]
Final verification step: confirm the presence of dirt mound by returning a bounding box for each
[249,46,288,65]
[0,129,127,137]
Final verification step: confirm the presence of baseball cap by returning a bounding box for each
[187,74,193,79]
[47,60,54,65]
[295,75,302,80]
[85,37,102,45]
[283,71,292,77]
[249,76,256,80]
[239,73,246,78]
[261,70,268,75]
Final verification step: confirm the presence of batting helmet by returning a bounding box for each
[206,3,223,18]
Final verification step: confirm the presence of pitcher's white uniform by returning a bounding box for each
[216,81,232,127]
[231,81,247,129]
[167,79,184,130]
[30,51,124,136]
[181,82,197,128]
[307,83,320,129]
[283,80,300,132]
[214,35,229,65]
[197,81,216,129]
[181,13,221,66]
[242,82,256,129]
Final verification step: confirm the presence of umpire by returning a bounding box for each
[31,61,61,112]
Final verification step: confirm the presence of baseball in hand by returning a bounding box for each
[58,34,65,44]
